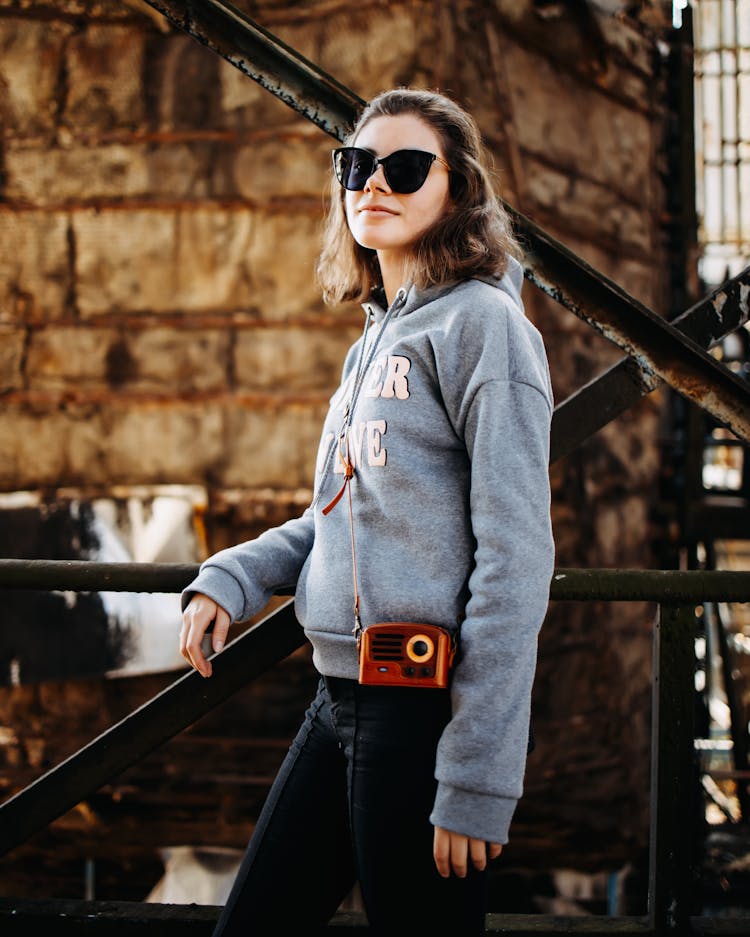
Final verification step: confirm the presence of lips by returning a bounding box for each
[358,204,397,215]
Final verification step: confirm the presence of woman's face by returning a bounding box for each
[344,114,451,265]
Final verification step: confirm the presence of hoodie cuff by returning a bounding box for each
[180,565,248,622]
[430,783,518,845]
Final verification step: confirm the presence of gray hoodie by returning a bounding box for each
[182,255,555,844]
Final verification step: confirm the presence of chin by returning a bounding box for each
[353,235,389,252]
[352,229,407,253]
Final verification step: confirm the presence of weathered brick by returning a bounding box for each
[26,326,116,387]
[594,495,650,566]
[100,404,225,483]
[247,211,325,319]
[219,56,276,125]
[0,409,72,487]
[0,327,26,392]
[232,137,330,201]
[0,211,71,323]
[144,33,225,133]
[28,326,231,392]
[525,166,653,254]
[221,403,326,489]
[501,43,652,199]
[0,1,134,17]
[587,405,663,495]
[205,486,311,551]
[124,328,232,393]
[5,139,244,205]
[63,25,146,132]
[492,0,657,110]
[73,207,256,316]
[234,325,359,393]
[0,19,72,139]
[0,402,226,487]
[72,205,326,319]
[4,143,150,204]
[316,9,418,100]
[544,325,620,400]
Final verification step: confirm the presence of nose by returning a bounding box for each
[364,162,390,193]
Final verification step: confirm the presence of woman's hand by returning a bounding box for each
[180,594,231,678]
[433,825,503,878]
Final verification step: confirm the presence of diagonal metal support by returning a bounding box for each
[144,0,364,138]
[0,598,304,858]
[141,0,750,444]
[519,213,750,443]
[551,266,750,459]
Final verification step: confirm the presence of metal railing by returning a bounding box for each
[0,563,749,934]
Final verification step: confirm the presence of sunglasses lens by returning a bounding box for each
[334,149,376,190]
[333,148,436,193]
[384,151,433,194]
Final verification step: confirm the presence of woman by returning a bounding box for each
[180,87,554,936]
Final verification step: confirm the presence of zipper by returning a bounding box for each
[311,287,408,510]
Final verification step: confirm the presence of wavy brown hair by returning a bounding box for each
[316,88,522,305]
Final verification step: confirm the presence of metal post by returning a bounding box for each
[648,603,699,933]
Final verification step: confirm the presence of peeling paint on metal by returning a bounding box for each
[712,291,727,322]
[740,282,750,319]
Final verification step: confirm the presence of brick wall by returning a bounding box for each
[0,0,675,890]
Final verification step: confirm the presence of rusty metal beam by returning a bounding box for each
[551,266,750,459]
[1,560,750,604]
[649,604,698,932]
[140,0,750,444]
[0,559,197,593]
[143,0,364,139]
[518,212,750,443]
[0,598,304,858]
[0,897,656,935]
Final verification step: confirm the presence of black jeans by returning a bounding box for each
[212,676,488,936]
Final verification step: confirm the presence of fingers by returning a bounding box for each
[433,826,504,878]
[469,836,488,872]
[432,827,468,878]
[180,595,231,678]
[488,842,504,861]
[433,826,451,879]
[467,838,503,870]
[211,606,231,653]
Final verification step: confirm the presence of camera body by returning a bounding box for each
[358,622,456,688]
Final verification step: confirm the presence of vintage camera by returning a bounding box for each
[358,622,456,688]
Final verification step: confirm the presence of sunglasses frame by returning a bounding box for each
[332,146,451,194]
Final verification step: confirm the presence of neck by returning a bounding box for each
[377,251,408,307]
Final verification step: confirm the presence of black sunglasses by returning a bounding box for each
[332,147,451,194]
